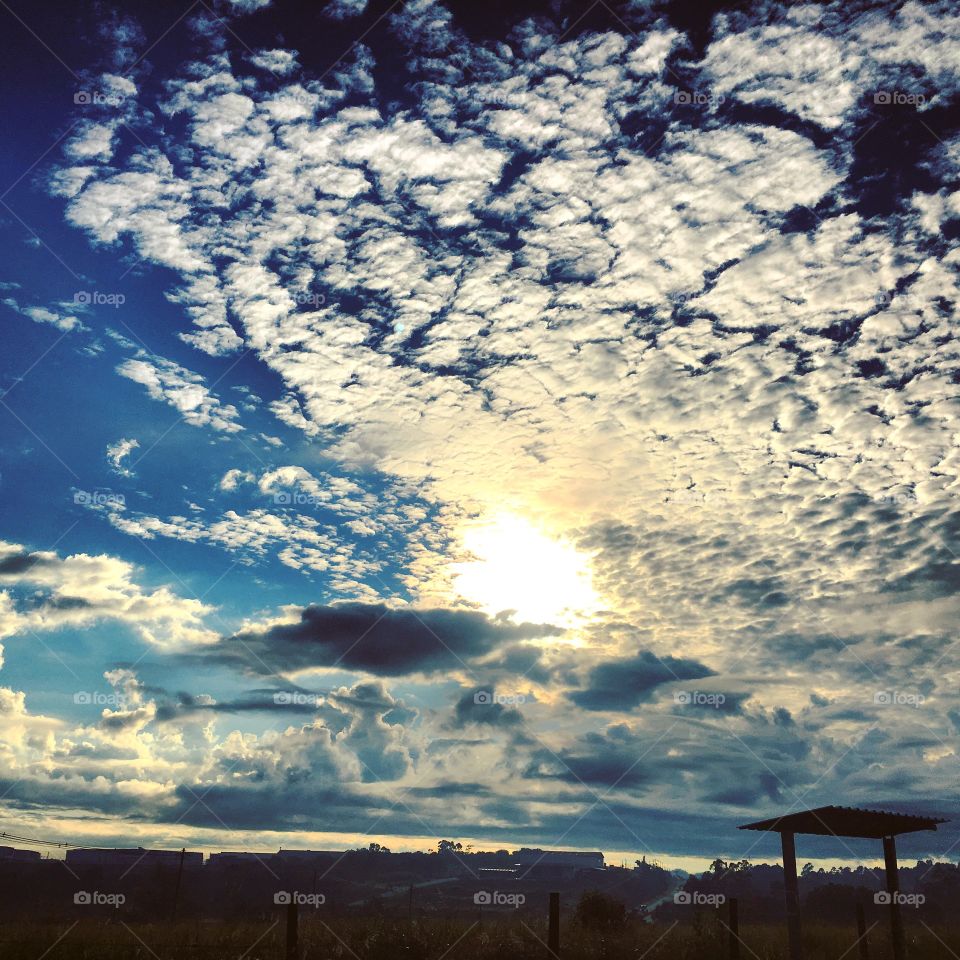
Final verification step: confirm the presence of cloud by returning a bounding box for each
[449,687,524,728]
[568,651,715,711]
[3,298,85,332]
[106,437,139,476]
[116,353,242,432]
[219,468,255,491]
[325,0,368,19]
[202,602,562,677]
[250,49,298,75]
[24,0,960,849]
[0,540,217,650]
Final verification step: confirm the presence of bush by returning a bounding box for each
[575,890,627,930]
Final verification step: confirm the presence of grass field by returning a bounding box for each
[0,915,957,960]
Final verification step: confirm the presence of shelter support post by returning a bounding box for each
[883,835,906,960]
[781,830,803,960]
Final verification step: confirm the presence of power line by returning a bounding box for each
[0,830,103,850]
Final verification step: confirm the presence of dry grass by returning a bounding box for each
[0,916,957,960]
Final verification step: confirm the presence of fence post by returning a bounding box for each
[728,897,740,960]
[548,891,560,958]
[285,899,299,960]
[856,901,870,960]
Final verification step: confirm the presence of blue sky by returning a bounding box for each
[0,0,959,869]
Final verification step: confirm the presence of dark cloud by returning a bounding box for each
[449,688,524,728]
[569,650,715,711]
[701,773,782,807]
[0,551,50,575]
[525,743,650,788]
[200,602,562,677]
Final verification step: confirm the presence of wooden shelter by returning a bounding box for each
[740,805,946,960]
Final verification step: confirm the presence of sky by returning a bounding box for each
[0,0,958,872]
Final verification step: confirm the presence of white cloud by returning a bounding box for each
[106,437,139,477]
[250,49,298,75]
[0,540,218,650]
[219,468,256,491]
[3,299,84,332]
[325,0,367,19]
[116,353,242,432]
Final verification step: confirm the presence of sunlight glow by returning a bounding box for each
[452,514,599,625]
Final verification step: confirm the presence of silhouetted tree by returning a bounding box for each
[575,890,627,930]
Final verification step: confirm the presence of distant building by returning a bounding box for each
[513,849,605,869]
[207,851,277,868]
[275,849,342,862]
[0,846,41,862]
[65,848,202,870]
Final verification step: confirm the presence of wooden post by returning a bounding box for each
[781,831,803,960]
[548,891,560,958]
[170,847,185,922]
[728,896,740,960]
[883,836,906,960]
[285,899,299,960]
[856,901,870,960]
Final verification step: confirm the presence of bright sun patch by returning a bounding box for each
[451,514,599,625]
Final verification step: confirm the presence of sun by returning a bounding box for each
[451,513,599,625]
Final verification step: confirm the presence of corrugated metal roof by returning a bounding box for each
[739,805,947,838]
